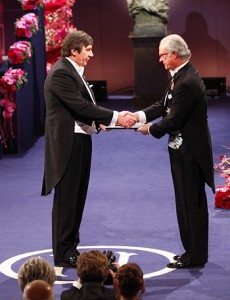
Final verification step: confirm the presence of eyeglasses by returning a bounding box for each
[159,52,169,59]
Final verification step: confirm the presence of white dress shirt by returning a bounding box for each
[137,61,189,125]
[65,57,118,135]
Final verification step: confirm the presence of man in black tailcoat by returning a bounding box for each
[41,30,136,268]
[134,34,215,268]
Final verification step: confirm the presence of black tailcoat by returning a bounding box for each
[143,62,215,264]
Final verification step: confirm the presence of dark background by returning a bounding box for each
[1,0,230,93]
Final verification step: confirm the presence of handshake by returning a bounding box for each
[116,111,151,135]
[116,111,139,129]
[100,111,151,135]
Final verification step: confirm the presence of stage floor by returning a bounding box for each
[0,96,230,299]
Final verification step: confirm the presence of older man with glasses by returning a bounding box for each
[132,34,215,269]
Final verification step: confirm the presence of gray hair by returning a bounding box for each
[18,257,56,291]
[160,34,191,59]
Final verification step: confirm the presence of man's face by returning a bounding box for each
[72,45,94,67]
[159,46,177,71]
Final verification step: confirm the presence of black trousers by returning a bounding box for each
[169,141,208,265]
[52,133,92,263]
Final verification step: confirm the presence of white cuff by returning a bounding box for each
[110,111,118,125]
[137,111,146,124]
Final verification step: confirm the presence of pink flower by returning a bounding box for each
[0,68,27,93]
[0,68,28,146]
[0,97,16,119]
[214,149,230,191]
[8,41,32,64]
[15,13,39,38]
[18,0,45,10]
[44,0,76,71]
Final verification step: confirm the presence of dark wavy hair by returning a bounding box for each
[77,250,109,283]
[61,30,93,57]
[115,263,145,299]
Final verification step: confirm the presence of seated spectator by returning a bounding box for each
[61,250,117,300]
[113,263,145,300]
[23,279,54,300]
[18,256,56,291]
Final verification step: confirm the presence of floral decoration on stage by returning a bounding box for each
[0,68,27,101]
[0,68,28,147]
[214,151,230,208]
[17,0,45,11]
[44,0,76,72]
[0,0,76,149]
[15,13,39,38]
[8,41,32,65]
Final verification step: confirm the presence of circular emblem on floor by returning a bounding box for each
[0,245,176,284]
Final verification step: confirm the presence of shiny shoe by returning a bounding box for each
[173,255,181,261]
[167,260,204,269]
[55,256,77,268]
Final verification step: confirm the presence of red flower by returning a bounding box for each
[18,0,45,11]
[45,0,75,12]
[215,188,230,208]
[44,0,76,72]
[0,68,27,93]
[15,13,39,38]
[8,41,32,65]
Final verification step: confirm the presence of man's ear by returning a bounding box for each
[71,49,78,56]
[173,51,178,59]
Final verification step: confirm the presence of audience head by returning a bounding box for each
[23,279,54,300]
[76,250,109,283]
[114,263,145,300]
[18,256,56,291]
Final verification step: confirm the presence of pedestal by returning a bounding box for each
[130,35,168,109]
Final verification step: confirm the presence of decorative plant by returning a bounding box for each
[214,150,230,208]
[44,0,76,72]
[15,13,39,38]
[0,68,28,147]
[8,41,32,65]
[17,0,45,11]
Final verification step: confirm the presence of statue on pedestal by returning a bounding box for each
[127,0,169,36]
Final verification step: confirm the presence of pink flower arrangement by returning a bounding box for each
[8,41,32,65]
[214,152,230,208]
[44,0,76,72]
[214,154,230,188]
[0,96,16,119]
[45,0,75,12]
[17,0,45,10]
[0,68,28,146]
[0,68,28,94]
[15,13,39,38]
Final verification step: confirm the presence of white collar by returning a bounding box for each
[73,280,82,289]
[65,57,84,76]
[170,60,189,77]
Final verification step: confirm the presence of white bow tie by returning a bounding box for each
[77,66,84,77]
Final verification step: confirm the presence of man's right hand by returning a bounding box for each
[117,111,138,128]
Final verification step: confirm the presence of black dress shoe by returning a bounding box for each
[55,256,77,268]
[167,261,204,269]
[173,255,181,261]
